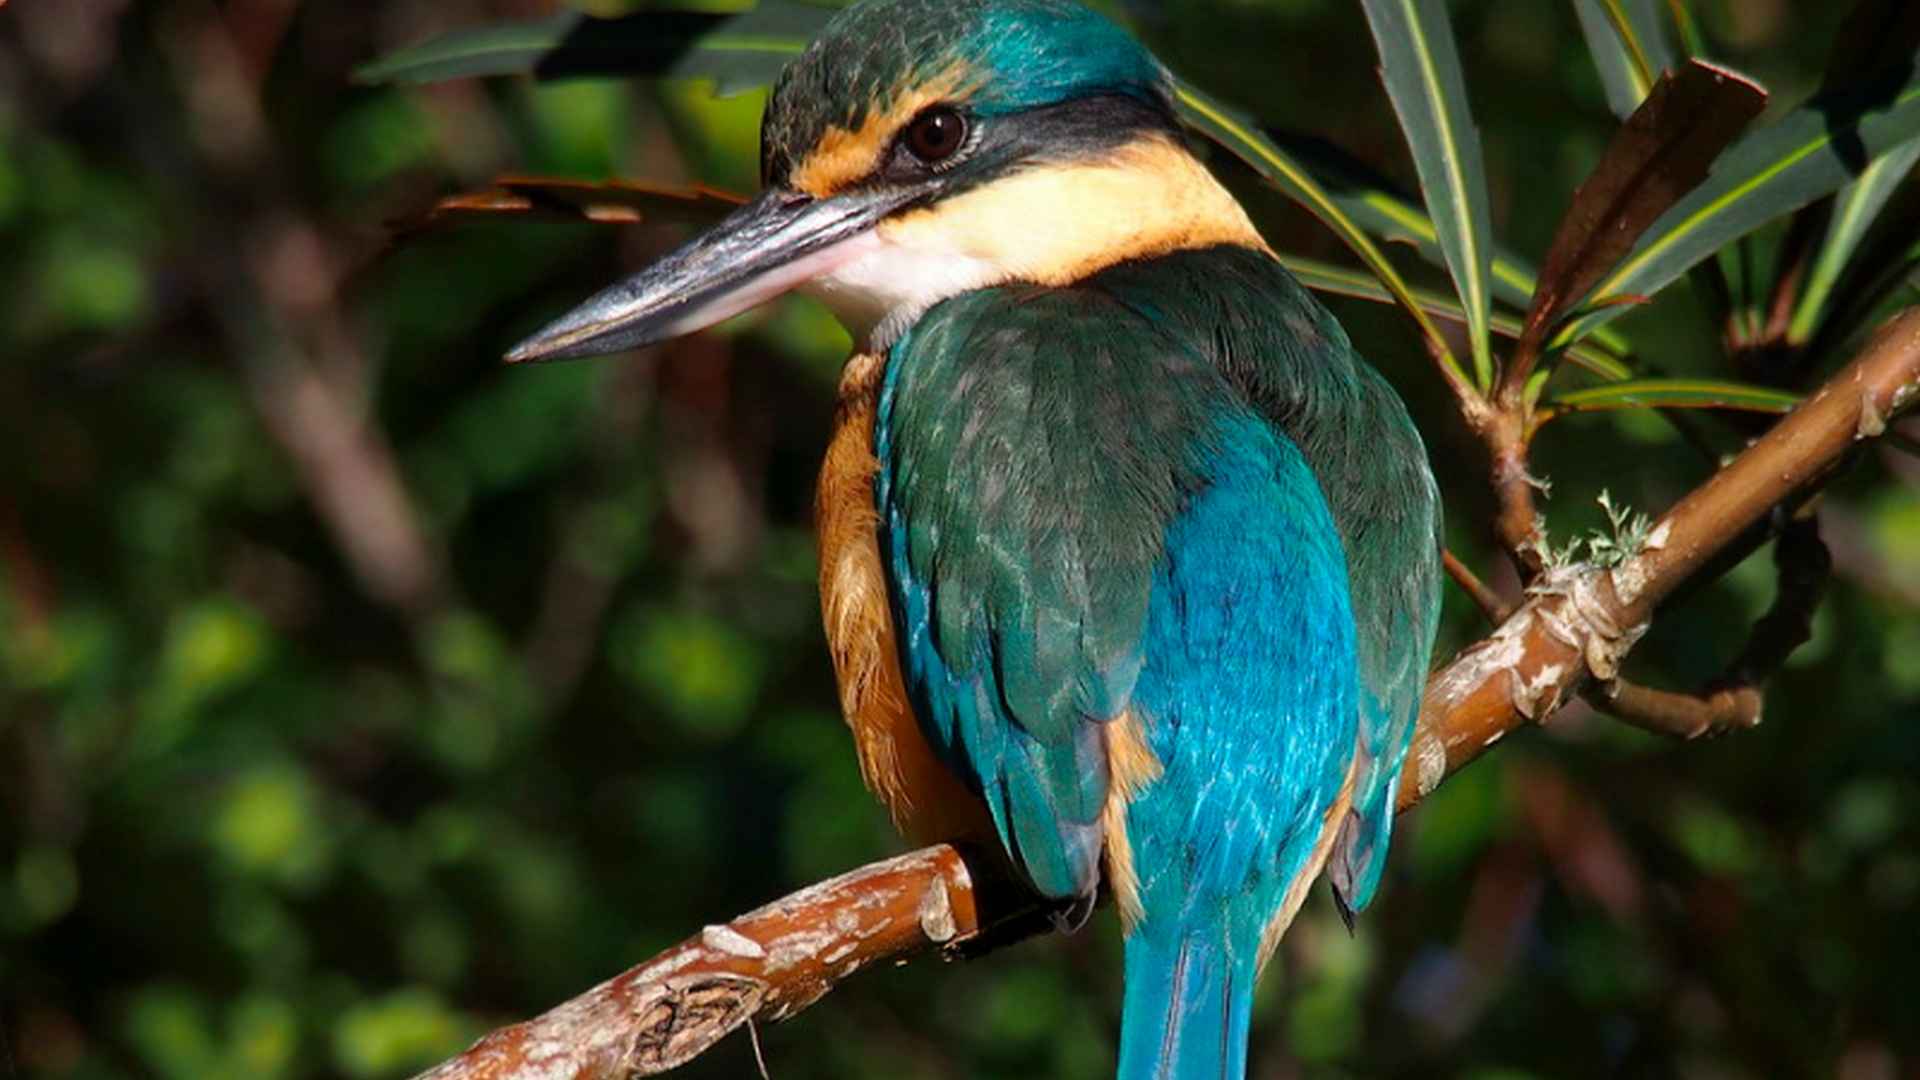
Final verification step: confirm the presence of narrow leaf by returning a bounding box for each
[1573,0,1679,118]
[353,1,832,95]
[1786,137,1920,343]
[1664,0,1709,57]
[1277,255,1632,381]
[1608,0,1756,351]
[1785,0,1920,343]
[1550,378,1799,415]
[1171,80,1471,390]
[1361,0,1497,387]
[1275,135,1637,357]
[1520,61,1764,359]
[1270,130,1543,312]
[1556,50,1920,346]
[1810,189,1920,352]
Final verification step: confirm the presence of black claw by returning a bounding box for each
[1051,893,1098,934]
[1332,886,1358,936]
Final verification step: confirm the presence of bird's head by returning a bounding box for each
[508,0,1264,362]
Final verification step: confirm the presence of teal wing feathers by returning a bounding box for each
[874,282,1233,898]
[1094,247,1444,914]
[1327,361,1443,912]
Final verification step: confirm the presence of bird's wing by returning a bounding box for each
[873,281,1240,900]
[1092,246,1444,915]
[1323,362,1443,914]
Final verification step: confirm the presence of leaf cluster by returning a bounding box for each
[358,0,1920,438]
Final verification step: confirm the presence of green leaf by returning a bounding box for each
[352,1,833,95]
[1806,186,1920,351]
[1573,0,1679,118]
[1360,0,1497,388]
[1787,137,1920,344]
[1519,61,1764,360]
[610,606,764,738]
[1171,80,1470,389]
[1556,53,1920,347]
[1582,5,1746,342]
[1269,130,1542,313]
[1664,0,1710,57]
[1590,0,1756,345]
[1272,133,1637,357]
[1550,377,1799,415]
[1787,1,1920,344]
[1278,255,1632,381]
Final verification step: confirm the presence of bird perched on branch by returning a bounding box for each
[508,0,1442,1074]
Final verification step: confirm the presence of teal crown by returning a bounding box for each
[762,0,1168,184]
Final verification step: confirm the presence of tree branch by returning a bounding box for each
[1443,547,1515,623]
[1481,407,1548,579]
[1580,512,1830,739]
[410,308,1920,1080]
[1586,678,1763,739]
[412,846,999,1080]
[1402,309,1920,793]
[162,6,452,623]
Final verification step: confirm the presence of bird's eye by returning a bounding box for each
[903,107,968,164]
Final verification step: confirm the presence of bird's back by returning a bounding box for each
[1091,245,1445,918]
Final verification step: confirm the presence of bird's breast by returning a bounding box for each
[816,351,989,844]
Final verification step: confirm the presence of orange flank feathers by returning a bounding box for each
[1101,711,1164,930]
[1258,755,1355,970]
[816,353,992,845]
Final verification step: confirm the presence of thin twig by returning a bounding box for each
[1585,679,1762,739]
[162,5,452,622]
[1443,548,1513,623]
[746,1019,770,1080]
[1484,407,1547,579]
[1724,513,1832,682]
[1582,512,1829,739]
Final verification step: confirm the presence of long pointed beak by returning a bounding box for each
[505,185,921,363]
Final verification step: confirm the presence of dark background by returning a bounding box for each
[3,1,1918,1077]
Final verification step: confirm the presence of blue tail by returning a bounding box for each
[1117,927,1257,1080]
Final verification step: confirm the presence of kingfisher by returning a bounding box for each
[508,0,1441,1074]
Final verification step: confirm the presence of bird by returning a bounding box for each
[506,0,1442,1075]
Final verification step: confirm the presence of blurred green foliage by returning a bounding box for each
[3,1,1918,1078]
